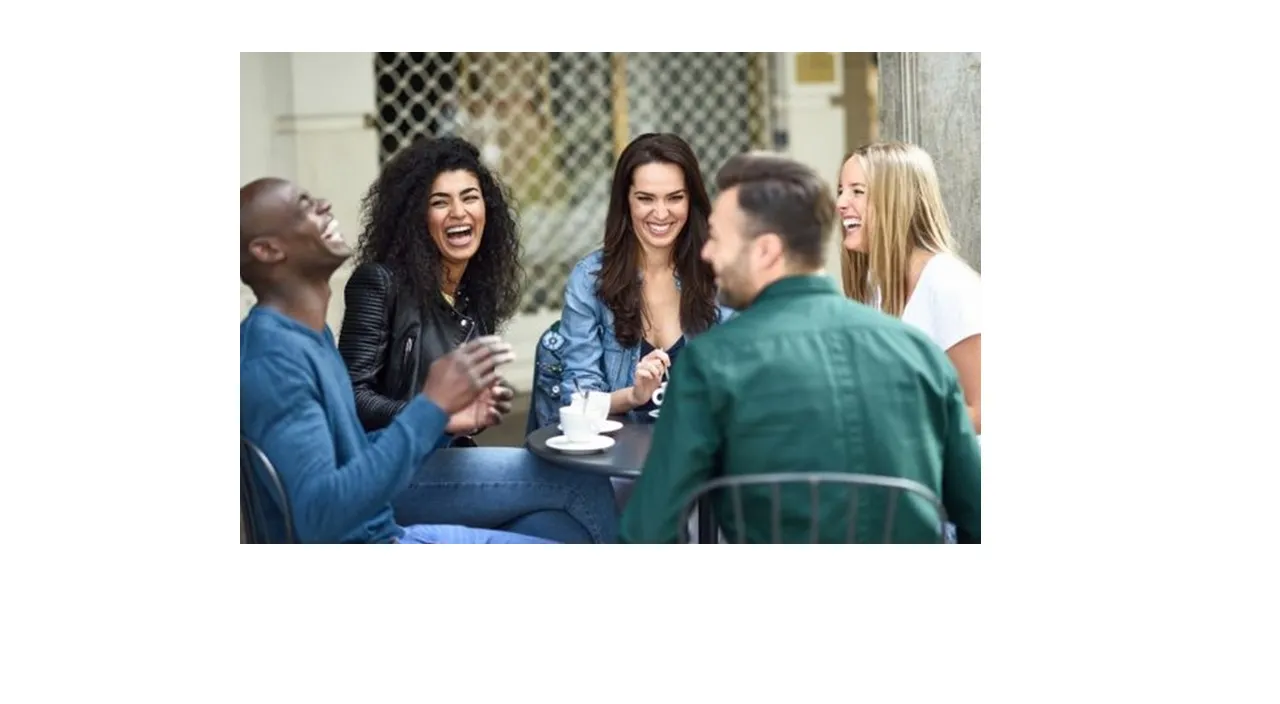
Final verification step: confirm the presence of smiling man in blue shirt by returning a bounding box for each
[240,177,602,544]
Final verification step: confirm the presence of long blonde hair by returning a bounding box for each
[840,141,956,317]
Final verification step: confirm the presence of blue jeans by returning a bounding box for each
[391,447,619,544]
[397,524,555,544]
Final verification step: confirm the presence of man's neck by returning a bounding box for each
[258,279,332,332]
[787,264,827,279]
[754,265,826,296]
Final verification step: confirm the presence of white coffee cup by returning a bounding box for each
[569,389,611,431]
[584,390,611,423]
[559,406,598,443]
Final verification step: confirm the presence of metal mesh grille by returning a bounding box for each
[374,52,774,314]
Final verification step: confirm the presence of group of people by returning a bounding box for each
[239,131,981,544]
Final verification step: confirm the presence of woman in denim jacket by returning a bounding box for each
[536,134,732,430]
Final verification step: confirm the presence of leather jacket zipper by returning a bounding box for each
[401,336,417,399]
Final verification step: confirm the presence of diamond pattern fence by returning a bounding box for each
[374,52,775,314]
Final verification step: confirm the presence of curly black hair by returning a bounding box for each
[354,136,524,332]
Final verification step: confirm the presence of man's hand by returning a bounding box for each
[422,336,515,415]
[446,381,516,434]
[493,378,516,418]
[628,348,670,406]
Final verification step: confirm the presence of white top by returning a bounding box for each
[874,252,981,352]
[903,252,981,351]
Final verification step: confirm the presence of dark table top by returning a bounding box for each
[525,414,656,479]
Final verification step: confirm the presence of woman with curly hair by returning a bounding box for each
[553,133,733,423]
[336,136,620,544]
[339,136,524,441]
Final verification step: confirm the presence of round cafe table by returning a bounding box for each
[525,414,718,544]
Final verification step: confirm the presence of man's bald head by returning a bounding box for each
[239,177,350,294]
[241,177,292,258]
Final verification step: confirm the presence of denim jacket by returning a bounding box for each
[527,249,733,432]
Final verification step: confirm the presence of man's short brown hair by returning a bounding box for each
[715,152,836,269]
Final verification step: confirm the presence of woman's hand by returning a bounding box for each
[627,349,671,406]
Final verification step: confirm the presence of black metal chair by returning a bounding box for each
[677,472,951,544]
[240,436,297,544]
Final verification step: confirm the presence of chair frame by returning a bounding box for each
[677,472,950,544]
[240,436,297,544]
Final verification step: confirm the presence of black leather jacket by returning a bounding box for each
[337,261,489,437]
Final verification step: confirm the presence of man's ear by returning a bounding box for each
[248,237,285,264]
[753,232,785,270]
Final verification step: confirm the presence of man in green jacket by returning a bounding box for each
[619,152,981,543]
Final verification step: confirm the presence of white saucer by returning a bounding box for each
[546,435,615,455]
[558,419,623,434]
[648,409,661,419]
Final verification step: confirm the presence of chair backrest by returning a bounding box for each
[240,437,297,544]
[677,472,950,544]
[526,319,566,436]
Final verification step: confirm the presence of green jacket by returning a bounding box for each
[619,275,981,543]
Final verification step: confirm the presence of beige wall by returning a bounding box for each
[239,52,380,330]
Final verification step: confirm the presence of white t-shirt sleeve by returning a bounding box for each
[921,254,982,351]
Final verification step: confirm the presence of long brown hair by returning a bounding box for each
[840,141,956,317]
[597,133,718,347]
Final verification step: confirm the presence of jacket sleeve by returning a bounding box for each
[337,262,410,432]
[557,255,611,407]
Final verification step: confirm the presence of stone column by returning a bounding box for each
[876,53,982,271]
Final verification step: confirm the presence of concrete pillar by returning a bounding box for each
[876,53,981,271]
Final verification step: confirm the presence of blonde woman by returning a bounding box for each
[836,141,981,434]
